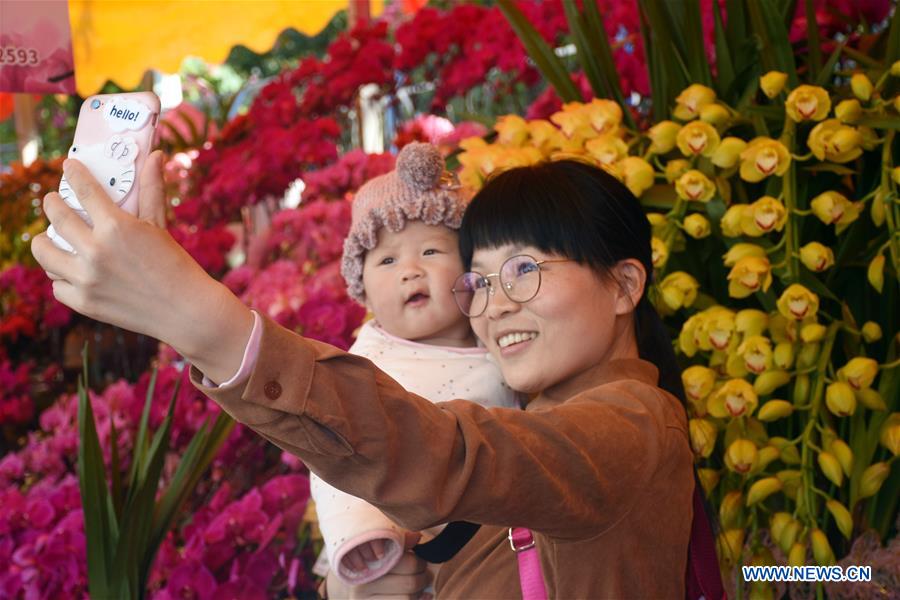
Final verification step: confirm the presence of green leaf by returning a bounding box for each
[109,418,123,520]
[77,354,113,598]
[885,4,900,66]
[497,0,580,102]
[127,368,157,499]
[562,1,608,98]
[580,0,637,129]
[747,0,799,87]
[713,0,735,100]
[803,0,822,79]
[815,41,845,88]
[679,0,714,87]
[856,115,900,131]
[803,163,858,176]
[798,270,839,303]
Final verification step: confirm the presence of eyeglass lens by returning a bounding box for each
[452,255,543,317]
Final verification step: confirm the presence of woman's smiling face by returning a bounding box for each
[468,243,636,395]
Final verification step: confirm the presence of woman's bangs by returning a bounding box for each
[459,164,592,269]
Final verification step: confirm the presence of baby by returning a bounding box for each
[311,143,520,585]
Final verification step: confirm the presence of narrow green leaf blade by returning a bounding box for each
[497,0,580,102]
[747,0,799,87]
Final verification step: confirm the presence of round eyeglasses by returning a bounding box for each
[451,254,572,317]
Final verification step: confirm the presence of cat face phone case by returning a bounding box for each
[48,91,160,252]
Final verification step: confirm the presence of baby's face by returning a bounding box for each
[362,221,474,347]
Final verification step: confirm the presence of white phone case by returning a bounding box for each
[48,91,160,252]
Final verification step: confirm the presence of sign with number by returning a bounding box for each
[0,0,75,94]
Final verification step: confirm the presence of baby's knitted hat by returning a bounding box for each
[341,142,466,303]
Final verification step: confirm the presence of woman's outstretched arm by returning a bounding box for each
[31,155,254,383]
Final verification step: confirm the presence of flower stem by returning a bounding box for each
[798,322,840,526]
[781,119,800,281]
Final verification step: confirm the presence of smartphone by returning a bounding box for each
[48,91,160,252]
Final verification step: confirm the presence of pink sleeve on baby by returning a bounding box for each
[201,310,262,388]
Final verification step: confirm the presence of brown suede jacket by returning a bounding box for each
[191,314,694,599]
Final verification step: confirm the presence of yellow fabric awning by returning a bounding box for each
[69,0,383,96]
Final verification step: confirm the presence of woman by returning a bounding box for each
[33,155,720,598]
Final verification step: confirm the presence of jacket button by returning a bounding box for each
[264,381,282,400]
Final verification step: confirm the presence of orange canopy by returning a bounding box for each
[69,0,383,96]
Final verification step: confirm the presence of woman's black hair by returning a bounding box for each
[459,159,686,404]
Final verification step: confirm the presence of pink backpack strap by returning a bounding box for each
[685,485,727,600]
[509,528,548,600]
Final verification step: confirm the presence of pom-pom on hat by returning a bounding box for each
[341,142,467,303]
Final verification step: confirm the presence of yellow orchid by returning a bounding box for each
[861,321,882,343]
[584,98,623,134]
[689,418,718,458]
[720,204,751,237]
[811,529,835,566]
[810,191,862,228]
[699,104,730,126]
[646,213,668,237]
[837,357,879,390]
[739,137,791,182]
[651,236,669,269]
[808,119,863,163]
[527,119,565,155]
[735,309,768,337]
[723,243,767,266]
[675,169,716,202]
[647,120,680,154]
[683,214,711,239]
[725,439,758,474]
[826,382,857,417]
[701,307,738,351]
[584,134,628,166]
[835,99,862,123]
[664,159,691,183]
[773,341,795,369]
[748,196,787,234]
[709,378,759,418]
[494,114,529,147]
[800,323,827,343]
[818,451,844,486]
[880,413,900,456]
[856,388,887,411]
[620,156,655,197]
[659,271,700,311]
[859,462,890,498]
[682,365,718,402]
[550,102,593,139]
[679,314,703,357]
[768,313,798,344]
[868,254,885,292]
[758,400,794,421]
[736,336,773,374]
[711,137,747,169]
[697,469,720,495]
[760,71,788,98]
[785,85,832,121]
[676,121,720,157]
[799,242,835,272]
[777,284,819,321]
[851,73,874,102]
[727,256,772,298]
[674,84,717,120]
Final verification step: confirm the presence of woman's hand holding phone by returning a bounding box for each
[31,151,254,385]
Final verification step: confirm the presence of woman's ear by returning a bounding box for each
[612,259,647,316]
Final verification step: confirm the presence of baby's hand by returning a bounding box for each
[341,538,387,573]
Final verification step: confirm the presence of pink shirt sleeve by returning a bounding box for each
[201,310,262,387]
